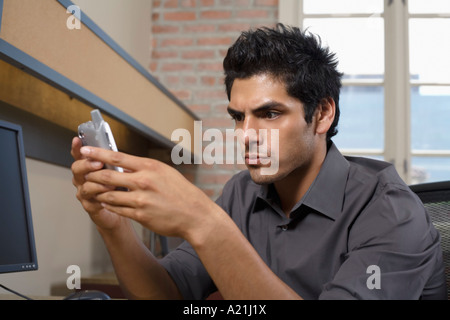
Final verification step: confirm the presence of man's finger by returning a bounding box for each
[79,146,154,172]
[71,136,83,160]
[71,158,104,181]
[85,168,137,191]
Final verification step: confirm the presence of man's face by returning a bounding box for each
[227,74,319,185]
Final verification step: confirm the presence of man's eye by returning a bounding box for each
[231,114,244,122]
[265,111,280,119]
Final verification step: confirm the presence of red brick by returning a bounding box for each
[165,76,180,85]
[149,62,158,72]
[200,0,215,6]
[163,0,179,8]
[182,50,215,59]
[171,89,191,100]
[255,0,279,6]
[201,76,216,86]
[218,0,233,5]
[183,24,217,33]
[161,38,194,47]
[152,50,178,59]
[237,10,269,18]
[181,0,197,8]
[200,10,232,20]
[197,62,225,72]
[197,37,233,46]
[221,0,252,5]
[152,25,180,33]
[164,12,196,21]
[218,23,251,32]
[188,104,211,113]
[182,76,198,85]
[151,38,157,49]
[161,63,193,72]
[196,90,227,100]
[235,0,251,5]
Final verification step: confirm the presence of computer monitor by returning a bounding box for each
[0,119,38,274]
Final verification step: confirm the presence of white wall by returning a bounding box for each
[73,0,152,69]
[1,159,113,297]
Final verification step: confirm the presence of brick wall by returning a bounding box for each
[150,0,279,199]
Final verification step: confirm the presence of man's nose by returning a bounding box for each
[242,117,259,149]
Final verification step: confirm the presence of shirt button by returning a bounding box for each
[281,225,288,231]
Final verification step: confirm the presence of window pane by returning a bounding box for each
[409,0,450,14]
[333,86,384,150]
[303,18,384,78]
[411,157,450,184]
[411,86,450,150]
[304,0,383,14]
[409,19,450,83]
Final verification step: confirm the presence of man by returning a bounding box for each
[71,24,447,299]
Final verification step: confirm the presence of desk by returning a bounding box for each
[80,272,125,299]
[0,294,63,300]
[1,272,123,300]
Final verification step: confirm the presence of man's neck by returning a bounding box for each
[274,143,328,217]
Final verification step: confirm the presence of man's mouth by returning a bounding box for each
[245,154,270,165]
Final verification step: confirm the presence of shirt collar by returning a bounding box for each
[256,142,350,220]
[300,142,349,220]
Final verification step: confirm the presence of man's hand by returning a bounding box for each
[78,144,219,242]
[71,137,124,231]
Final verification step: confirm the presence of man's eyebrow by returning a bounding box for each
[227,101,283,115]
[226,106,242,116]
[253,101,283,113]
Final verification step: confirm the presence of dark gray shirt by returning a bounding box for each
[160,142,447,299]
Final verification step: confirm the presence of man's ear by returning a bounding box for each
[314,97,336,135]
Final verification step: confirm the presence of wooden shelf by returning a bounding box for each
[0,0,198,164]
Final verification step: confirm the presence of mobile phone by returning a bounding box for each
[78,109,123,173]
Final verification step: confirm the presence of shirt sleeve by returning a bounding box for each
[158,192,229,300]
[319,183,447,300]
[158,240,217,300]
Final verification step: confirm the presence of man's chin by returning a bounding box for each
[247,166,279,185]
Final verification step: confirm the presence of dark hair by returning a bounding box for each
[223,23,343,141]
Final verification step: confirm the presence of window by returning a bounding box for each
[409,0,450,184]
[279,0,450,184]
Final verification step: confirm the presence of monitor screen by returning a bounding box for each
[0,120,38,274]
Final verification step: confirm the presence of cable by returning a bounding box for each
[0,284,33,300]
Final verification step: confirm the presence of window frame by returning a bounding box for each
[408,8,450,183]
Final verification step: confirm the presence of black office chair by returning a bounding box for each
[410,180,450,300]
